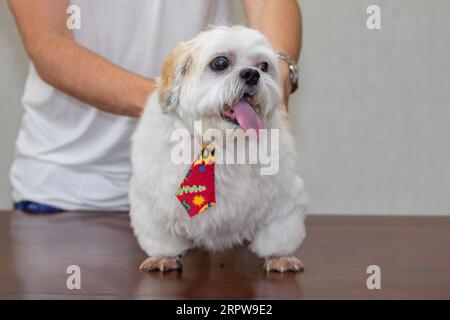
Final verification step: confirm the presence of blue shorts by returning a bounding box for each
[14,201,63,213]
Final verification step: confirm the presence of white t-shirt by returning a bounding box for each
[10,0,233,211]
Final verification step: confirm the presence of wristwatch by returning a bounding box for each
[276,51,299,94]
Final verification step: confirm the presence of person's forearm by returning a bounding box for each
[243,0,301,61]
[28,32,155,117]
[243,0,302,106]
[8,0,154,117]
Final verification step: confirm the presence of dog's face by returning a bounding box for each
[159,26,282,136]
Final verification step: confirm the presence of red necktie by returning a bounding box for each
[176,144,216,217]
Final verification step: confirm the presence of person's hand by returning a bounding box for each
[279,61,292,109]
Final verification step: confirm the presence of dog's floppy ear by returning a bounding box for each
[159,42,192,113]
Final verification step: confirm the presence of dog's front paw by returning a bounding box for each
[263,256,304,273]
[139,256,182,272]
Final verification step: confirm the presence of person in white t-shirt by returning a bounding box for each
[8,0,302,212]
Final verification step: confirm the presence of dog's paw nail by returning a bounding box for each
[264,256,304,273]
[139,257,182,273]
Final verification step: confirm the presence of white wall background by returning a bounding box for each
[1,0,449,214]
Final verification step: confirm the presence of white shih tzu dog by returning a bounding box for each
[129,26,308,273]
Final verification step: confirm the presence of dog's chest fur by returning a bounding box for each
[174,162,277,250]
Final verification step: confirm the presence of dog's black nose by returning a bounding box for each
[239,68,260,85]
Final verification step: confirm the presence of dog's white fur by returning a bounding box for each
[129,26,307,271]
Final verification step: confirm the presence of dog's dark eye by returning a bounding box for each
[210,56,230,71]
[259,62,269,73]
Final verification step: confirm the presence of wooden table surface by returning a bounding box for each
[0,210,449,299]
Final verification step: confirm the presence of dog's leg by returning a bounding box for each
[134,224,192,273]
[249,206,306,273]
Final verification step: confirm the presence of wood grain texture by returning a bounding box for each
[0,211,449,299]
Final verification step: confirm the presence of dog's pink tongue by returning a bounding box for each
[232,99,262,137]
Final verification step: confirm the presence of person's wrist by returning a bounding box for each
[127,77,155,117]
[278,61,292,107]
